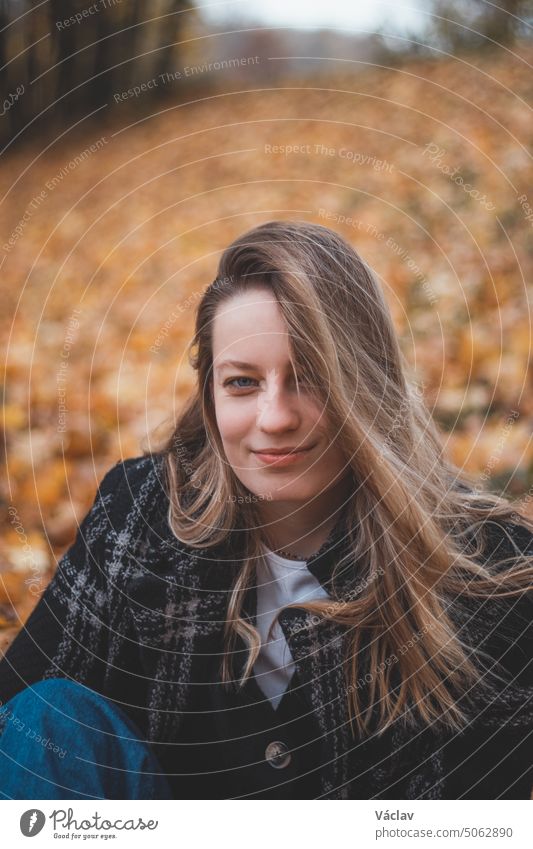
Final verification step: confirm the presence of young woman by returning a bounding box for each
[1,219,533,800]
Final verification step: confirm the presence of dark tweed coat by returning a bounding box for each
[1,452,533,799]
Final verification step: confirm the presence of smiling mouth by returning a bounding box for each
[252,442,317,455]
[252,443,317,466]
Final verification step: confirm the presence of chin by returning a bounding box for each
[256,481,319,502]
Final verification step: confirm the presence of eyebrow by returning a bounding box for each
[215,359,301,375]
[215,359,261,372]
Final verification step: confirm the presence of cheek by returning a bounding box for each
[324,443,348,476]
[313,431,339,462]
[214,399,251,446]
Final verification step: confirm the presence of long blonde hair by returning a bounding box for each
[150,219,533,736]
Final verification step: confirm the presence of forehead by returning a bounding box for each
[212,291,292,362]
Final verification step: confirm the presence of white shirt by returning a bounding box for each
[252,544,330,709]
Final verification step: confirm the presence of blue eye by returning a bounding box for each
[223,373,311,391]
[225,376,258,389]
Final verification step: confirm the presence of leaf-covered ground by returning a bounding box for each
[1,44,533,642]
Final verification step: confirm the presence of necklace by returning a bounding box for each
[274,545,308,561]
[272,540,327,561]
[266,533,333,562]
[265,509,347,562]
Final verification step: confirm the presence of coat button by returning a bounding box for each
[265,740,292,769]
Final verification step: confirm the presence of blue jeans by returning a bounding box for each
[0,678,174,799]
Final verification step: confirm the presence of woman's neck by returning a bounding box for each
[258,475,352,559]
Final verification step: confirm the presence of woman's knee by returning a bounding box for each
[4,678,101,720]
[0,679,172,799]
[1,678,139,742]
[5,677,88,710]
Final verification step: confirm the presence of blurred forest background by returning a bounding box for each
[1,0,533,650]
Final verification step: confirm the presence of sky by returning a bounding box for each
[196,0,427,35]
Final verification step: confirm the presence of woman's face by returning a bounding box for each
[210,287,349,506]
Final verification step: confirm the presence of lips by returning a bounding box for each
[252,443,316,467]
[253,443,316,455]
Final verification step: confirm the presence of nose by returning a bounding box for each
[255,374,301,433]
